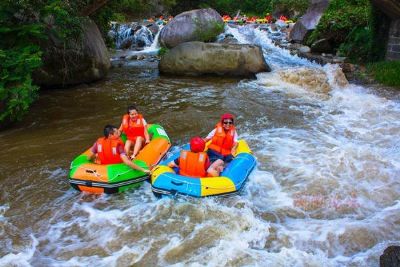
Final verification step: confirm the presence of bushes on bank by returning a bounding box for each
[306,0,371,61]
[0,1,85,126]
[0,2,43,126]
[367,61,400,88]
[171,0,308,18]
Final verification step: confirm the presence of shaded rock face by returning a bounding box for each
[159,8,223,48]
[371,0,400,20]
[159,41,270,77]
[380,246,400,267]
[386,19,400,60]
[289,0,330,43]
[371,1,400,61]
[33,19,110,87]
[311,38,333,53]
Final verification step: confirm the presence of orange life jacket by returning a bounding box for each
[122,114,145,140]
[96,137,124,164]
[179,151,208,177]
[207,122,236,156]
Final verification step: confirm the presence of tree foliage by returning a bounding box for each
[170,0,307,17]
[306,0,372,62]
[0,0,86,126]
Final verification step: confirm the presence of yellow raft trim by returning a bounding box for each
[200,177,236,196]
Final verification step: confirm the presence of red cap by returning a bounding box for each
[190,136,205,153]
[221,113,234,123]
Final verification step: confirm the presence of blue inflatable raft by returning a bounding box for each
[150,140,256,197]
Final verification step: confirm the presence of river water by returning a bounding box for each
[1,25,399,267]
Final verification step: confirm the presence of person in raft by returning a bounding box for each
[168,136,221,177]
[119,105,150,159]
[203,113,238,176]
[88,125,150,173]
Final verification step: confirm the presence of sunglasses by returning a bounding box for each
[223,121,233,125]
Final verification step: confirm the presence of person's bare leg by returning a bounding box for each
[125,140,132,158]
[207,159,224,177]
[132,136,144,159]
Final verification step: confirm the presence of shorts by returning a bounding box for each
[207,149,233,164]
[127,135,144,142]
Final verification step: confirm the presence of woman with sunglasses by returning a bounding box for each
[203,113,238,176]
[119,105,150,159]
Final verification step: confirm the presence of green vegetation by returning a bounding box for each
[158,47,169,56]
[304,0,399,87]
[0,0,83,126]
[193,19,225,42]
[367,61,400,88]
[172,0,308,18]
[306,0,372,61]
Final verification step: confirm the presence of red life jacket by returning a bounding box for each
[96,137,124,164]
[179,151,208,177]
[208,122,236,156]
[121,114,145,141]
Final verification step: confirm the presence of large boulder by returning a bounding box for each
[159,41,270,77]
[33,19,110,87]
[380,246,400,267]
[289,0,330,43]
[159,8,224,48]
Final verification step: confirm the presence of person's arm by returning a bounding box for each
[120,154,150,173]
[231,142,238,156]
[143,119,150,143]
[204,129,216,142]
[88,142,97,161]
[119,115,127,132]
[231,131,239,155]
[168,161,178,168]
[87,151,96,161]
[168,158,179,168]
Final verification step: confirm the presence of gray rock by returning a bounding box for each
[298,45,311,53]
[311,38,333,53]
[33,19,110,87]
[289,0,330,43]
[380,246,400,267]
[159,8,224,48]
[146,23,159,36]
[159,41,270,77]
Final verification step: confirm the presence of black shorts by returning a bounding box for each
[207,149,233,164]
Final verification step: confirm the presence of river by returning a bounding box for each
[0,25,399,267]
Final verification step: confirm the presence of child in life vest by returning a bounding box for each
[204,113,238,174]
[119,105,150,159]
[88,125,150,173]
[168,137,222,177]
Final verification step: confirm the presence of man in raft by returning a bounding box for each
[168,137,222,177]
[204,113,238,176]
[88,125,150,173]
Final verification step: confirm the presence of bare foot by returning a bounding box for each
[130,154,136,160]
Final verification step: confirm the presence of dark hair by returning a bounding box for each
[103,124,117,138]
[127,105,138,114]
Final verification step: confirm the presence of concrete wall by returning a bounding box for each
[386,19,400,61]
